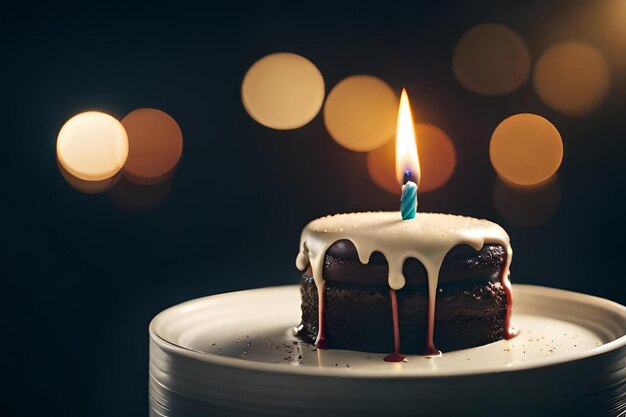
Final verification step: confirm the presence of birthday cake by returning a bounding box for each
[295,211,514,360]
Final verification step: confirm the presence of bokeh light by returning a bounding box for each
[533,42,610,116]
[490,113,563,187]
[453,23,531,96]
[324,75,398,152]
[56,111,129,181]
[367,138,398,195]
[58,158,121,194]
[494,177,561,227]
[241,52,325,130]
[121,108,183,185]
[367,123,456,194]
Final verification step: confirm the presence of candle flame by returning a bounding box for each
[395,89,420,186]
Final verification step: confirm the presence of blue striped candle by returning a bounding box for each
[401,181,417,220]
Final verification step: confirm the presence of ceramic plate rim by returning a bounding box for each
[149,284,626,378]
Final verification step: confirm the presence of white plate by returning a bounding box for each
[149,285,626,416]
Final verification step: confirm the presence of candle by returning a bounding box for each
[400,178,417,220]
[395,89,420,220]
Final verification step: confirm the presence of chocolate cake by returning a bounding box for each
[295,212,514,360]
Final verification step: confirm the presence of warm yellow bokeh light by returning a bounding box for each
[57,158,120,194]
[324,75,398,152]
[368,123,456,194]
[367,139,399,195]
[453,24,531,95]
[490,114,563,187]
[121,108,183,185]
[395,89,420,186]
[56,111,129,181]
[533,42,610,116]
[242,52,325,130]
[494,177,561,227]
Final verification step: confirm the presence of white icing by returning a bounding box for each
[296,211,513,351]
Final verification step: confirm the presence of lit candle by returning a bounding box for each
[395,89,420,220]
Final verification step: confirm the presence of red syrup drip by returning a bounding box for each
[315,281,328,349]
[422,344,442,358]
[423,293,442,358]
[383,289,406,362]
[383,352,406,362]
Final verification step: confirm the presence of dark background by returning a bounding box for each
[2,1,625,416]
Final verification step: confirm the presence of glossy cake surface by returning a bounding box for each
[298,242,508,353]
[295,212,513,357]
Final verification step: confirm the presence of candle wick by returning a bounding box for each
[403,170,412,185]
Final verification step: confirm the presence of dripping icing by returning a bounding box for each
[383,289,405,362]
[295,211,514,355]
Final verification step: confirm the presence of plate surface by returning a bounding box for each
[149,285,626,416]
